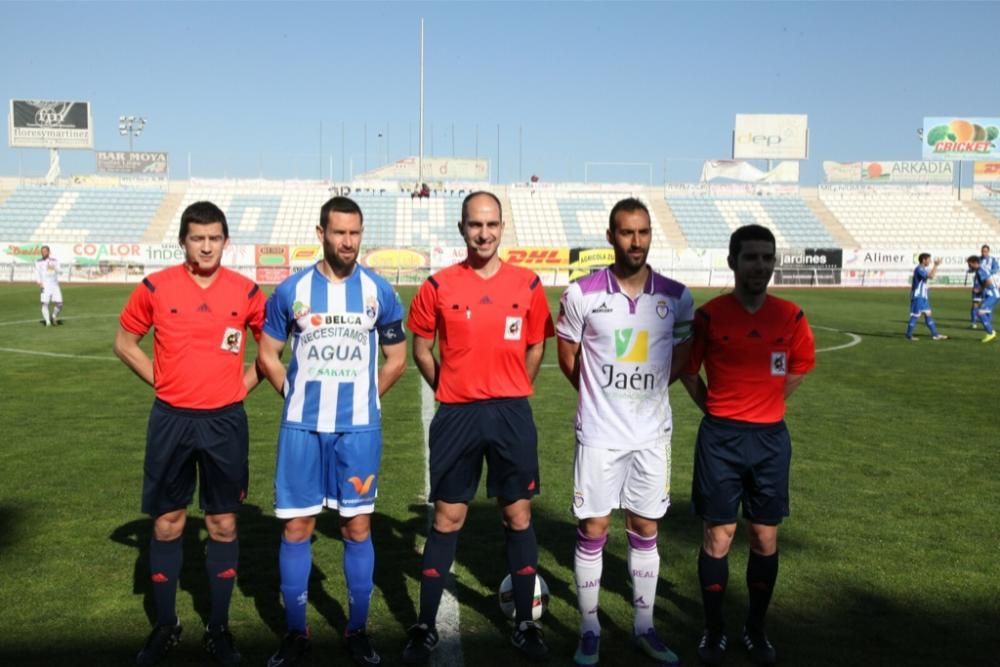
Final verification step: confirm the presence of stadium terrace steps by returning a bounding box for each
[0,189,13,208]
[646,191,687,251]
[495,188,518,246]
[143,188,188,243]
[803,198,857,248]
[967,200,1000,238]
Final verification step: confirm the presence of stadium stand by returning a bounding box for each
[0,186,164,242]
[820,186,996,248]
[510,187,655,247]
[666,195,836,249]
[976,196,1000,222]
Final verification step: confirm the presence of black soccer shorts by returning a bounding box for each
[141,399,249,517]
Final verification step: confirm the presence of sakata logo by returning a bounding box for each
[614,328,649,362]
[348,474,376,495]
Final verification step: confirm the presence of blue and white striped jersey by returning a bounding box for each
[974,267,1000,301]
[264,263,405,433]
[911,265,930,300]
[980,255,999,276]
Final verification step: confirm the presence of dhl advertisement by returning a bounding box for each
[923,117,1000,160]
[499,247,569,268]
[974,162,1000,183]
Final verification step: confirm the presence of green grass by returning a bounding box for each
[0,282,997,666]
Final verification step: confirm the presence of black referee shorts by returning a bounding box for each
[692,415,791,526]
[141,399,249,517]
[428,397,540,504]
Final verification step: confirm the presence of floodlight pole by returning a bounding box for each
[418,18,424,188]
[119,115,146,152]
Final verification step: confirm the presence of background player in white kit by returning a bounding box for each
[35,245,63,326]
[556,198,694,667]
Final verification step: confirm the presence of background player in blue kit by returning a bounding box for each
[967,255,999,343]
[905,253,947,341]
[972,245,999,328]
[256,196,407,666]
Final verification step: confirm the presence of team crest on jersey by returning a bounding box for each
[221,328,243,354]
[365,297,378,320]
[771,351,787,376]
[656,300,669,319]
[293,300,310,319]
[573,491,584,508]
[505,316,523,340]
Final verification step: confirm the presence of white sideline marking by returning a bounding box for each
[420,380,464,667]
[812,325,863,353]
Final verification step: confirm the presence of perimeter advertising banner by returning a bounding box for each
[8,99,93,149]
[732,114,808,160]
[923,117,1000,160]
[500,247,569,269]
[568,248,614,281]
[96,151,168,177]
[974,162,1000,183]
[776,248,843,285]
[255,244,289,284]
[861,161,953,183]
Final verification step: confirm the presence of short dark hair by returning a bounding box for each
[968,254,981,264]
[608,197,650,231]
[179,201,228,240]
[982,244,991,252]
[461,190,502,224]
[918,252,931,263]
[320,196,363,229]
[729,224,775,259]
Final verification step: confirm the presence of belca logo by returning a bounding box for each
[614,328,649,362]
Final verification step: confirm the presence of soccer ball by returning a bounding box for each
[498,573,549,621]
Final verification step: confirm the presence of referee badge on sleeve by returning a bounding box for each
[771,351,787,376]
[221,328,243,354]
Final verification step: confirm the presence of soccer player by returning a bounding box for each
[556,198,693,667]
[970,244,997,328]
[114,201,266,667]
[257,196,407,667]
[402,191,555,664]
[679,224,815,667]
[905,253,948,341]
[35,244,63,326]
[967,255,999,343]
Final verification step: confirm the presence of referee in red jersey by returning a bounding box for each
[402,191,555,663]
[679,224,815,667]
[114,201,266,667]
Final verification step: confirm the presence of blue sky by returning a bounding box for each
[1,1,997,184]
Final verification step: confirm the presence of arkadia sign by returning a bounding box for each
[776,248,843,285]
[8,99,93,149]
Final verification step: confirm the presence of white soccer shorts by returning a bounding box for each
[571,441,671,520]
[40,286,63,304]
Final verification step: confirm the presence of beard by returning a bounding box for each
[323,244,357,273]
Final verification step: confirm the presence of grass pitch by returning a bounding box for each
[0,282,996,666]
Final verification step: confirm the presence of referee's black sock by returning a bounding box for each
[206,538,239,627]
[505,523,539,624]
[149,536,183,627]
[698,548,728,635]
[745,549,779,634]
[418,528,459,627]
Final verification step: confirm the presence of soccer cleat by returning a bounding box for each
[511,620,549,661]
[970,323,979,329]
[574,630,600,666]
[135,619,182,666]
[696,629,727,666]
[401,623,439,664]
[55,319,64,325]
[203,624,241,666]
[742,627,777,666]
[982,331,997,343]
[267,629,311,667]
[904,335,918,341]
[345,627,381,665]
[634,628,680,666]
[931,334,949,341]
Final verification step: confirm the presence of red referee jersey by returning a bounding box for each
[687,293,815,424]
[407,261,555,403]
[120,264,266,409]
